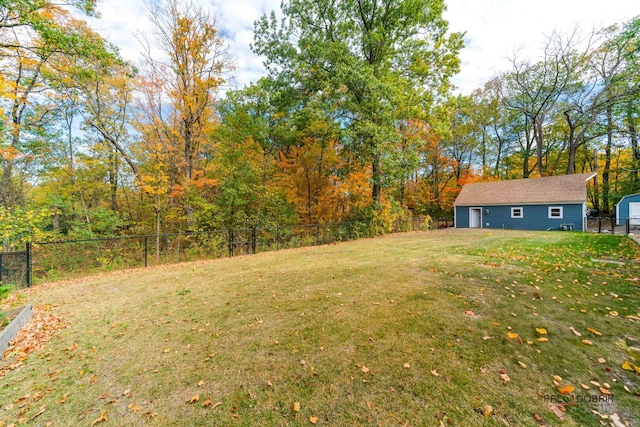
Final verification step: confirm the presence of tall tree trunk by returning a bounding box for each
[628,99,639,184]
[372,153,381,206]
[603,102,613,215]
[109,148,119,212]
[535,118,545,176]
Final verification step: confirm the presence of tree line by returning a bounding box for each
[0,0,638,249]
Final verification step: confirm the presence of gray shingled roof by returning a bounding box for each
[453,173,596,206]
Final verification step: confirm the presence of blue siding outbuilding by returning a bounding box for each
[615,193,640,225]
[453,174,596,232]
[454,203,586,231]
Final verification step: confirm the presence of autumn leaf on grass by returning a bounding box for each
[587,328,603,336]
[464,310,475,316]
[293,401,301,412]
[187,395,199,404]
[499,370,510,384]
[431,369,439,377]
[507,333,519,340]
[91,410,108,426]
[581,339,594,346]
[484,405,493,417]
[202,398,222,409]
[403,363,411,369]
[360,365,370,373]
[558,385,574,395]
[569,327,582,337]
[535,328,547,335]
[621,361,640,374]
[538,337,549,342]
[549,404,565,420]
[310,416,319,424]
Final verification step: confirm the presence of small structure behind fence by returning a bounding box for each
[0,245,30,288]
[0,217,452,288]
[586,217,640,235]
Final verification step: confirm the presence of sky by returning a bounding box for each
[86,0,640,95]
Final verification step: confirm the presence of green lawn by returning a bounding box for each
[1,229,639,426]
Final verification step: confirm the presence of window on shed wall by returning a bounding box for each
[548,206,563,219]
[511,207,523,218]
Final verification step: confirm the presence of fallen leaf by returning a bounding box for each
[597,358,606,364]
[203,399,222,409]
[558,385,574,395]
[500,373,510,383]
[533,413,545,424]
[587,328,603,336]
[360,365,370,373]
[293,401,301,412]
[622,361,637,372]
[310,416,318,424]
[553,375,563,383]
[580,383,590,390]
[536,328,547,335]
[581,339,594,346]
[464,310,475,316]
[569,327,582,337]
[517,361,527,369]
[91,410,108,426]
[599,387,611,395]
[403,363,411,369]
[538,337,549,342]
[549,404,565,420]
[507,333,519,339]
[187,395,199,404]
[197,380,205,387]
[431,369,440,377]
[484,405,493,417]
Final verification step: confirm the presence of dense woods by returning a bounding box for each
[0,0,639,249]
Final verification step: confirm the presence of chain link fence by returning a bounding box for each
[0,217,447,287]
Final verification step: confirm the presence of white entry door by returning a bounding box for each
[630,202,640,225]
[469,208,482,228]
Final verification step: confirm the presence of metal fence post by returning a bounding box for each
[228,229,234,257]
[611,218,615,234]
[252,227,257,254]
[626,218,630,235]
[598,217,602,233]
[144,236,148,267]
[26,242,32,288]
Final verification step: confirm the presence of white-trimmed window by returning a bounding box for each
[511,207,523,218]
[548,206,563,219]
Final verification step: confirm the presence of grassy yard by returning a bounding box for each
[1,229,640,426]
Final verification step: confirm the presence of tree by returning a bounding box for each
[0,3,118,209]
[253,0,463,205]
[138,0,233,227]
[502,29,587,176]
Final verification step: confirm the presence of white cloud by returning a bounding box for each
[445,0,640,93]
[84,0,639,94]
